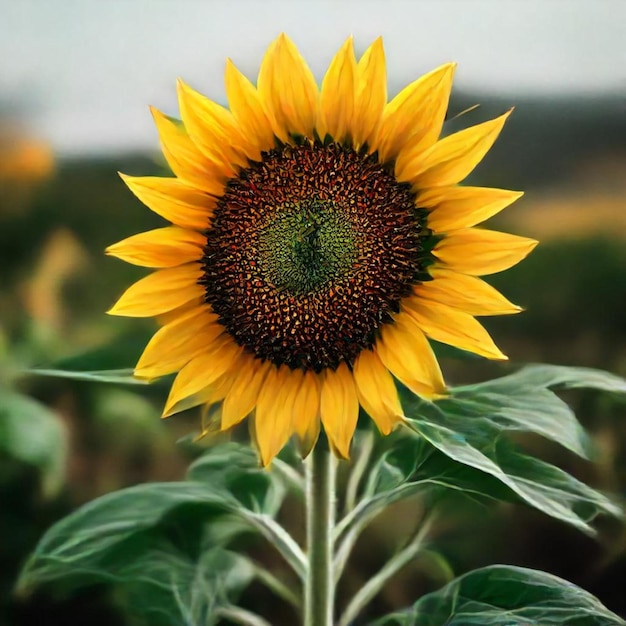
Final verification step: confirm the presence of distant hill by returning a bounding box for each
[447,91,626,189]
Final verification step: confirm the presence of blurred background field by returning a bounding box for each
[1,0,626,624]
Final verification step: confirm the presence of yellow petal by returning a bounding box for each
[353,37,387,148]
[377,314,446,399]
[195,372,236,408]
[257,33,318,140]
[150,107,228,195]
[120,174,215,231]
[155,297,205,326]
[414,268,522,316]
[433,228,538,276]
[107,263,204,317]
[221,356,271,430]
[320,362,359,459]
[134,306,222,379]
[224,58,275,152]
[254,366,297,466]
[318,37,356,142]
[163,335,242,416]
[293,370,321,457]
[177,79,257,171]
[374,63,455,162]
[403,297,507,360]
[353,349,403,435]
[106,227,205,268]
[397,110,512,187]
[419,186,524,232]
[167,370,235,420]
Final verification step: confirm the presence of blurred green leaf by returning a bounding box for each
[36,330,153,372]
[95,387,160,432]
[23,368,147,385]
[0,388,66,497]
[372,564,625,625]
[19,330,170,387]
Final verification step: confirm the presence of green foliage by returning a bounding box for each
[401,365,624,533]
[373,565,625,625]
[336,365,626,624]
[26,367,147,385]
[23,333,154,386]
[15,363,626,624]
[17,442,299,625]
[33,329,154,373]
[0,388,66,497]
[21,328,171,389]
[187,443,286,516]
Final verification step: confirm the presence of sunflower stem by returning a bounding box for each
[304,439,336,626]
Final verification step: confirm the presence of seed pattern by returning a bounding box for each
[258,198,359,296]
[201,141,432,372]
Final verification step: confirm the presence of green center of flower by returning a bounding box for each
[201,140,433,372]
[258,199,358,296]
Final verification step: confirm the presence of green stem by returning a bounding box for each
[344,429,374,515]
[304,440,336,626]
[337,512,436,626]
[216,606,273,626]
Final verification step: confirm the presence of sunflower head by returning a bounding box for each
[107,34,537,465]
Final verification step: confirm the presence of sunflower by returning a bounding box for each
[107,35,537,465]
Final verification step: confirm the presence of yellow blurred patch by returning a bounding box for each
[21,229,89,330]
[0,127,54,183]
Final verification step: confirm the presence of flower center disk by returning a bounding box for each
[259,199,358,295]
[201,141,428,372]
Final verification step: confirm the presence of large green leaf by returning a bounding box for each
[373,565,625,625]
[407,407,619,533]
[483,364,626,394]
[364,435,516,506]
[17,441,302,624]
[17,482,235,592]
[111,545,255,626]
[398,365,626,533]
[187,443,285,516]
[336,365,624,584]
[448,363,626,457]
[0,388,67,497]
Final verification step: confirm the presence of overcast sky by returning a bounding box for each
[2,0,625,155]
